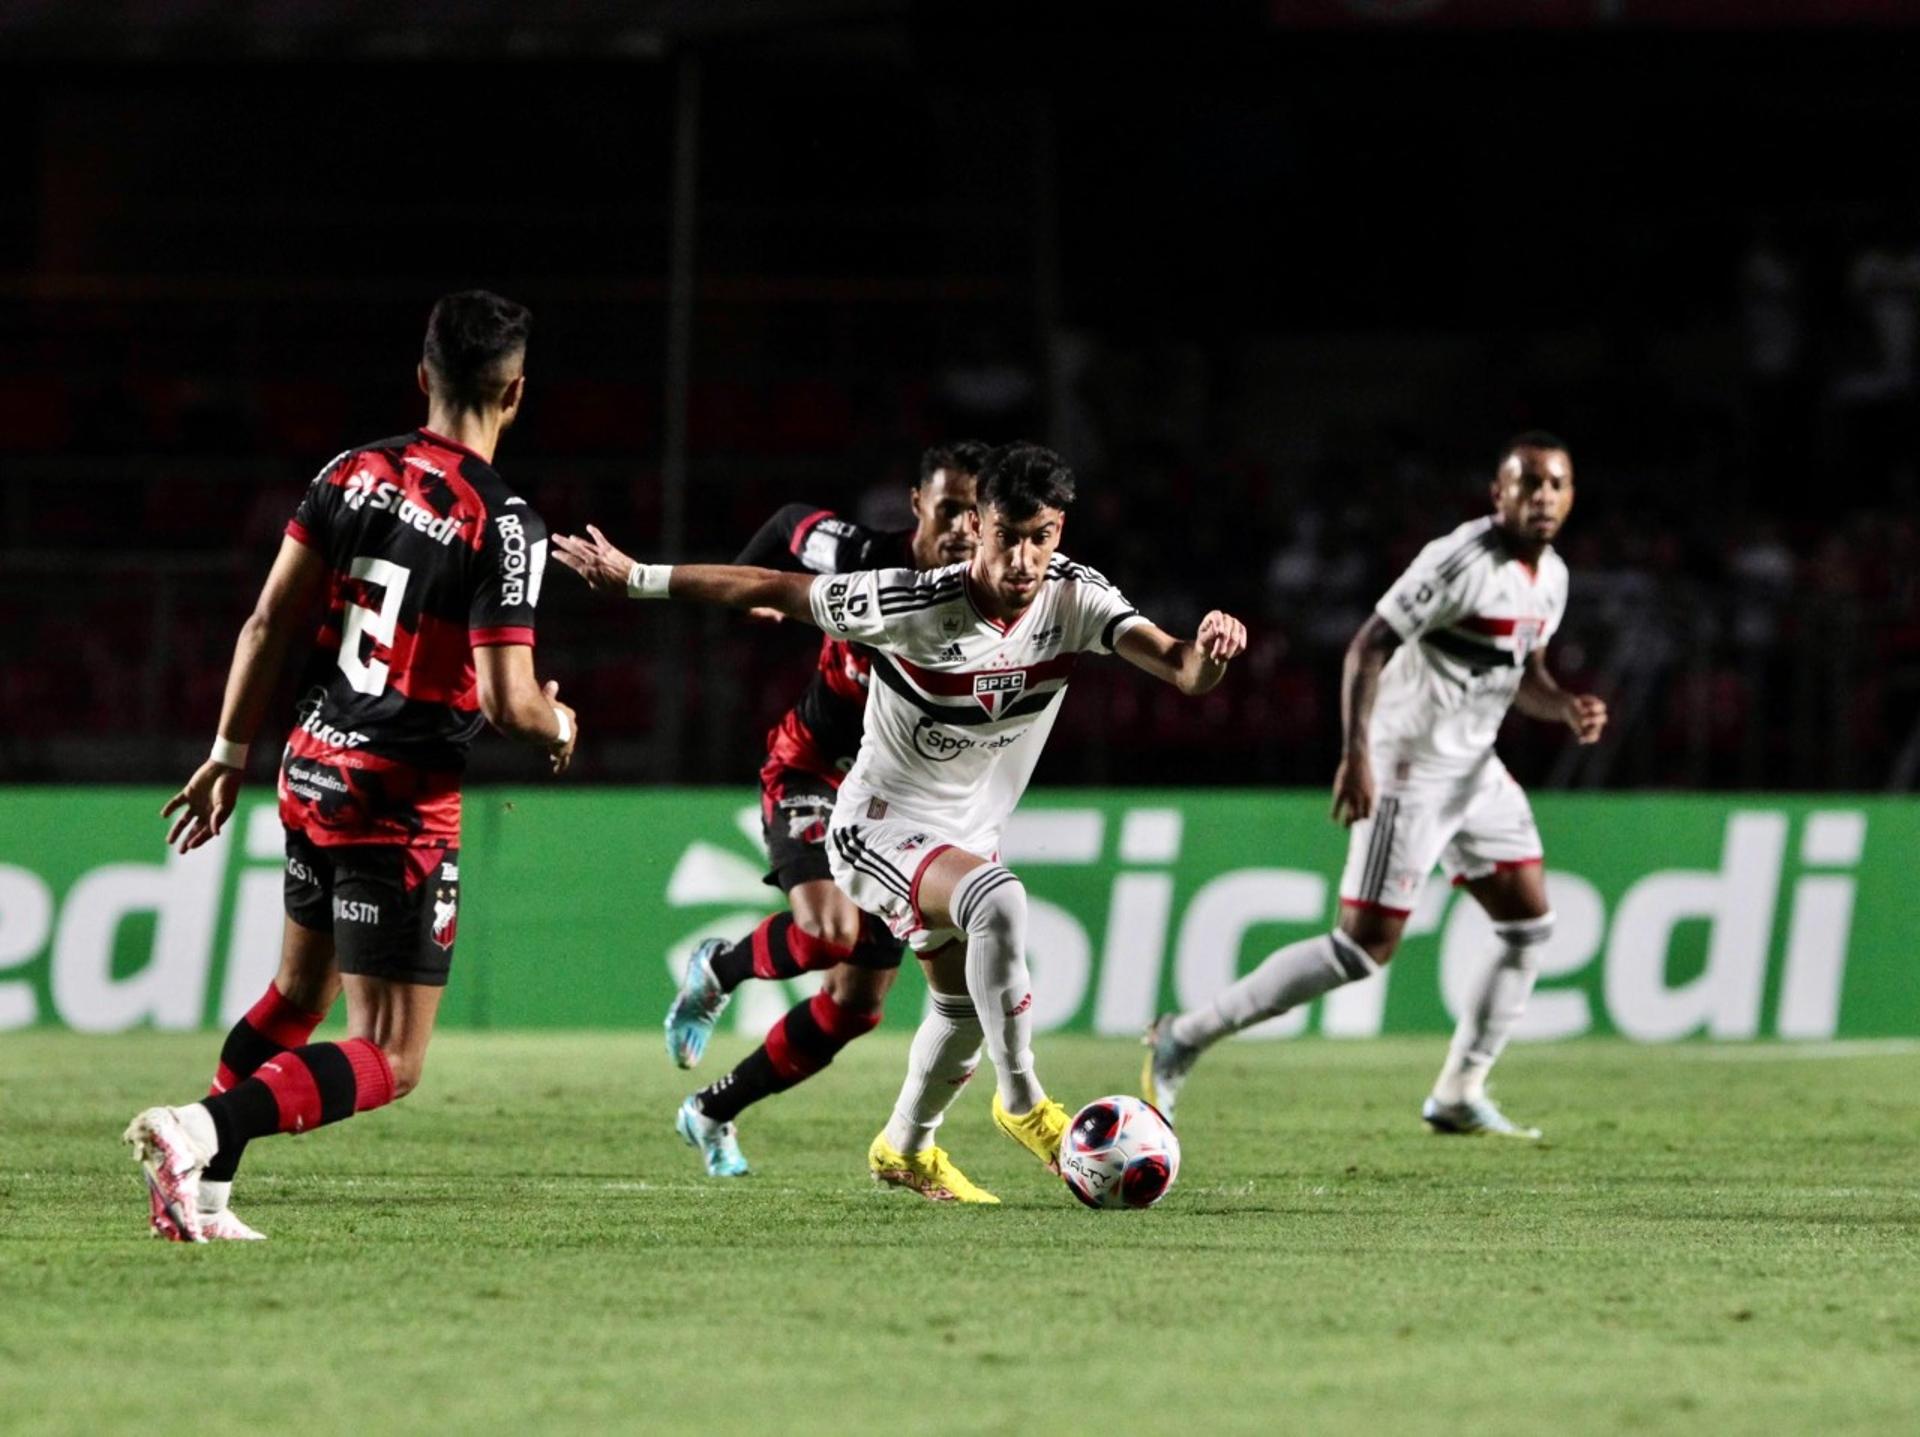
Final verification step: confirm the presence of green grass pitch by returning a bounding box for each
[3,1031,1917,1435]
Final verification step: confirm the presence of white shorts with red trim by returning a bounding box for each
[826,800,999,953]
[1338,754,1542,917]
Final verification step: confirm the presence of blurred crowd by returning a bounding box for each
[3,219,1917,792]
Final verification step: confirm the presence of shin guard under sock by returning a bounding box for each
[694,990,881,1123]
[203,984,327,1183]
[200,1038,395,1158]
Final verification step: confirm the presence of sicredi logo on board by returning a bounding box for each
[0,795,1884,1040]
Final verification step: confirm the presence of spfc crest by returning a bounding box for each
[973,669,1028,717]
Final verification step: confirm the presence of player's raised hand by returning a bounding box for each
[160,758,242,855]
[552,524,639,596]
[1330,749,1375,828]
[544,680,579,774]
[1197,610,1248,664]
[1566,692,1608,745]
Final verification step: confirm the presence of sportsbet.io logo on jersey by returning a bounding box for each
[911,716,1020,762]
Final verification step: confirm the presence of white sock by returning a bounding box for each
[954,864,1045,1114]
[1170,930,1377,1050]
[881,992,983,1153]
[1432,911,1554,1104]
[180,1102,219,1162]
[198,1180,233,1217]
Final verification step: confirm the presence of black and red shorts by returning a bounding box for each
[760,766,839,893]
[283,828,461,986]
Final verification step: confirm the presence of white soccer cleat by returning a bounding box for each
[1421,1094,1542,1141]
[1141,1014,1200,1126]
[124,1105,216,1243]
[197,1207,268,1242]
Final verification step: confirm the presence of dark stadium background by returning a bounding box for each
[3,2,1917,793]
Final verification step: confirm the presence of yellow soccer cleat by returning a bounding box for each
[990,1093,1070,1173]
[867,1134,1000,1204]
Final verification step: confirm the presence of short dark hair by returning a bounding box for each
[423,290,532,411]
[1504,429,1570,462]
[918,440,991,485]
[977,442,1075,521]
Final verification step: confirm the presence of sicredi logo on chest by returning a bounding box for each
[342,470,466,547]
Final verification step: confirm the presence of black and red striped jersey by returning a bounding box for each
[277,428,547,847]
[735,503,910,784]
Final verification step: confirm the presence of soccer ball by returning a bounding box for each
[1059,1095,1180,1209]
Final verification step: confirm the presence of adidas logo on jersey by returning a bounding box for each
[936,642,964,662]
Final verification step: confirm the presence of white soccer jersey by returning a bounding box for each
[1370,515,1569,772]
[808,555,1147,838]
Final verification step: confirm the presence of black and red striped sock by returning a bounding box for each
[199,1038,396,1157]
[707,913,856,992]
[203,984,328,1183]
[693,989,881,1123]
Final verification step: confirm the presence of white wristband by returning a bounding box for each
[626,561,674,599]
[210,736,249,769]
[551,707,573,746]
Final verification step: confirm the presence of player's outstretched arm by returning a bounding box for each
[729,502,832,622]
[474,645,578,774]
[551,524,819,623]
[1516,649,1608,744]
[1330,614,1402,828]
[162,535,328,854]
[1113,611,1248,696]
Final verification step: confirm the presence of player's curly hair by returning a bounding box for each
[918,439,991,485]
[423,290,532,412]
[977,442,1075,520]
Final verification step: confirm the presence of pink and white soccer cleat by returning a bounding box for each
[123,1106,215,1244]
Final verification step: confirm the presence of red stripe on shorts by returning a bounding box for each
[1339,897,1412,918]
[908,844,957,930]
[1451,856,1544,887]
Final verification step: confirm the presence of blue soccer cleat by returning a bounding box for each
[664,938,731,1069]
[1421,1094,1542,1141]
[675,1097,750,1178]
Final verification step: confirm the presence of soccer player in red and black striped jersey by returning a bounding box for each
[125,291,578,1242]
[663,443,984,1177]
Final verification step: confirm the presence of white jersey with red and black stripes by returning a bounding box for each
[1371,515,1568,773]
[807,555,1144,837]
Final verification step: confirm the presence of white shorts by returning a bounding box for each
[826,798,1000,953]
[1338,756,1542,917]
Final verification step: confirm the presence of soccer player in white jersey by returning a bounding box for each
[554,443,1247,1201]
[1145,432,1607,1139]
